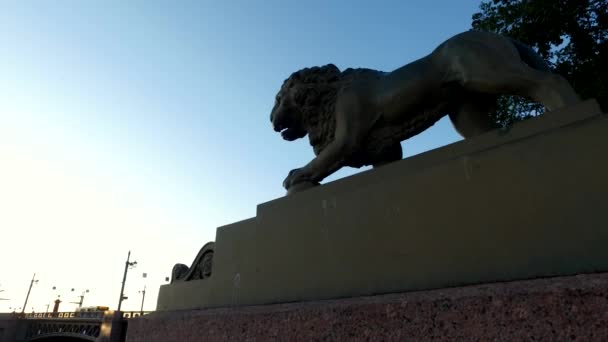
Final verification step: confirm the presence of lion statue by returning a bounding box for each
[270,30,580,193]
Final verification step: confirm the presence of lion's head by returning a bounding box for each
[270,64,340,153]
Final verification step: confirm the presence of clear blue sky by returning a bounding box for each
[0,0,479,312]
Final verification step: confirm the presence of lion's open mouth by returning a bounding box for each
[280,127,301,141]
[271,106,307,141]
[274,124,306,141]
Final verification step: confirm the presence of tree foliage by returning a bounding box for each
[471,0,607,126]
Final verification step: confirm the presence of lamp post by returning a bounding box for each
[21,273,38,313]
[138,285,146,315]
[70,289,89,307]
[117,251,137,312]
[52,286,81,312]
[51,286,88,309]
[135,272,168,315]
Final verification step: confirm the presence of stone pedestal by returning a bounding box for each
[127,273,608,341]
[157,100,608,311]
[130,100,608,340]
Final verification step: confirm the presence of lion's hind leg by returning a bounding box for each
[449,93,498,139]
[372,143,403,168]
[453,46,579,111]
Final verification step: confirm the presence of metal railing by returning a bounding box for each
[23,310,152,320]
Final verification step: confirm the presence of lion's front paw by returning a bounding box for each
[286,181,319,195]
[283,168,313,190]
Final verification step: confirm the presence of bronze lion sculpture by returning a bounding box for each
[270,30,580,193]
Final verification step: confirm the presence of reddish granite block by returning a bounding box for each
[127,273,608,342]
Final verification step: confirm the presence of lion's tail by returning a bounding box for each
[510,38,551,72]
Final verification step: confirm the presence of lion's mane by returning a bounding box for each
[280,64,339,156]
[281,64,446,167]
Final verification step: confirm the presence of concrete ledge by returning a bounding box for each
[131,272,608,342]
[158,100,608,310]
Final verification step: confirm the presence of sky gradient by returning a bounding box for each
[0,1,479,312]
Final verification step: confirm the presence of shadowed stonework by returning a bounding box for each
[128,273,608,342]
[170,242,215,284]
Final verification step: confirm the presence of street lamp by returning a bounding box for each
[135,272,169,314]
[70,289,90,308]
[138,285,146,315]
[117,251,137,312]
[51,286,80,312]
[22,273,39,313]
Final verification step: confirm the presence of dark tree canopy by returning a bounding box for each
[472,0,607,126]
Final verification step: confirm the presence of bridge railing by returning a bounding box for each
[24,311,104,320]
[19,310,152,341]
[120,311,151,319]
[23,310,152,320]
